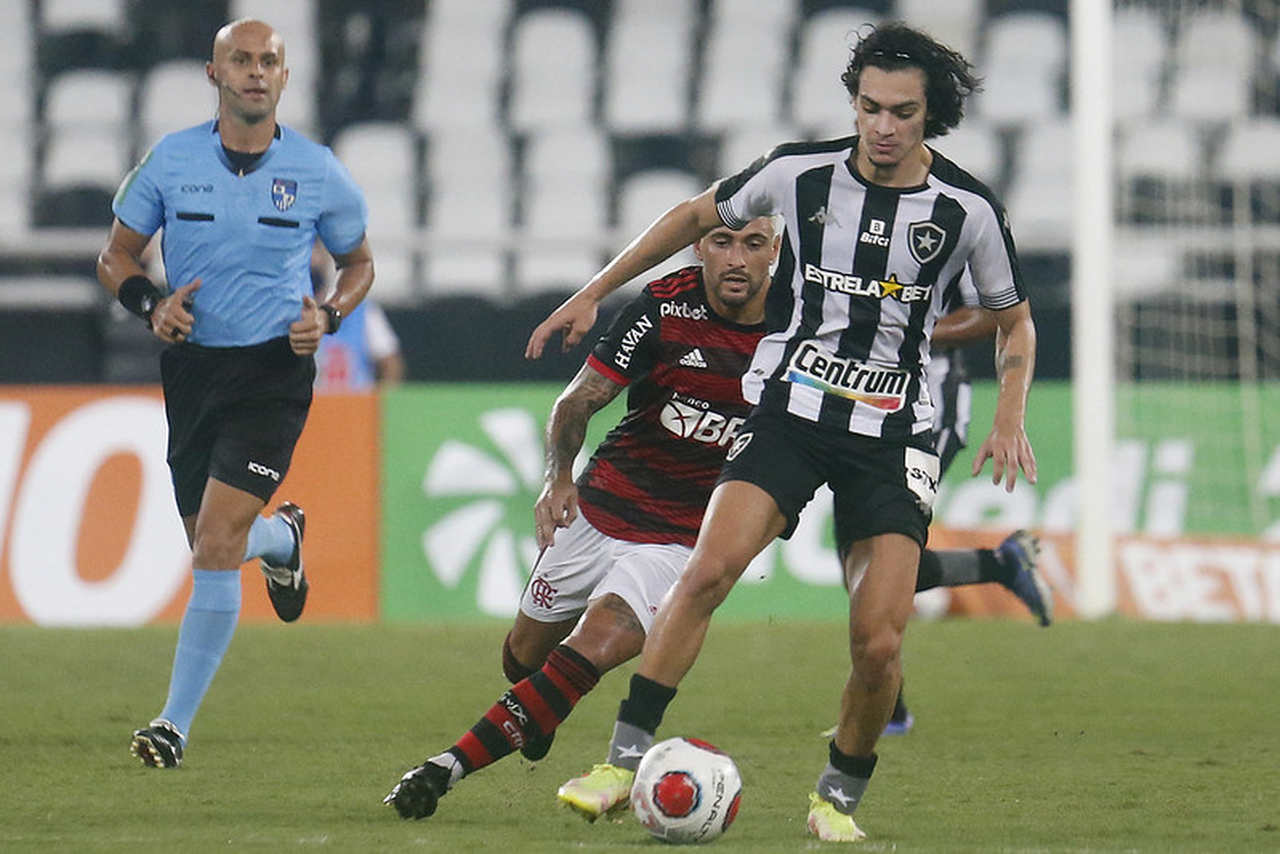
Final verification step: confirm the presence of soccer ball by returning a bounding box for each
[630,736,743,844]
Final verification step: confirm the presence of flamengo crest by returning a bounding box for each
[907,221,946,264]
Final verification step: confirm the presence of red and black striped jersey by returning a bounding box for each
[578,266,764,547]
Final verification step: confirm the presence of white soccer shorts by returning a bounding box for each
[519,511,692,635]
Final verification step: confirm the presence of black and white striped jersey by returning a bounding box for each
[715,135,1025,440]
[928,266,980,473]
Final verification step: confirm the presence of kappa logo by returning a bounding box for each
[908,221,946,264]
[808,205,841,227]
[678,348,708,369]
[725,431,754,462]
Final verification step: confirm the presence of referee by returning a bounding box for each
[527,22,1037,842]
[96,19,373,769]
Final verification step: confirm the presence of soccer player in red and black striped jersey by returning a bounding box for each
[383,216,781,820]
[527,23,1038,842]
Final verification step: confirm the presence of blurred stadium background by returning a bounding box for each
[1,0,1279,627]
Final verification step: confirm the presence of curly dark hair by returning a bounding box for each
[841,22,981,139]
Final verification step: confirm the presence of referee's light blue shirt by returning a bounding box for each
[112,120,369,347]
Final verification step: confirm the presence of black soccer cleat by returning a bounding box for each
[130,719,185,769]
[996,529,1053,627]
[384,760,452,820]
[260,502,308,622]
[521,729,556,762]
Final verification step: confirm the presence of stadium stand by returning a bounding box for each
[7,0,1280,382]
[1111,4,1167,122]
[413,0,510,130]
[603,0,696,133]
[509,7,599,132]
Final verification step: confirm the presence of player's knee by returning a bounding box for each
[678,558,741,611]
[191,526,248,569]
[849,624,903,688]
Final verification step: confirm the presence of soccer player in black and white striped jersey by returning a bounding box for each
[528,23,1037,842]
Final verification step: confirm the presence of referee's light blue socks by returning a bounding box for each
[242,513,295,566]
[158,569,241,742]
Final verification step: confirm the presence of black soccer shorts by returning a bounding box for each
[717,406,939,554]
[161,336,314,517]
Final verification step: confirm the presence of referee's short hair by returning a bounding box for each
[841,22,981,139]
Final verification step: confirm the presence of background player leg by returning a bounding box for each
[915,532,1051,625]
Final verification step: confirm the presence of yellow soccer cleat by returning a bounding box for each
[556,763,635,822]
[806,792,868,842]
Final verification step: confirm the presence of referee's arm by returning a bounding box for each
[323,236,374,320]
[98,219,197,342]
[96,219,152,300]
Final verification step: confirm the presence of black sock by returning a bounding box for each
[979,548,1015,585]
[891,689,909,722]
[915,549,943,591]
[829,741,878,778]
[617,673,677,734]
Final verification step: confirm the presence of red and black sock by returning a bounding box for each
[451,644,599,775]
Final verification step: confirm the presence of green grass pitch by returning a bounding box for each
[3,618,1277,852]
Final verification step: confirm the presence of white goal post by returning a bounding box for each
[1071,0,1116,618]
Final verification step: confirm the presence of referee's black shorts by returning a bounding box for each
[718,406,939,554]
[161,336,314,517]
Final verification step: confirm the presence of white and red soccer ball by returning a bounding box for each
[630,737,743,844]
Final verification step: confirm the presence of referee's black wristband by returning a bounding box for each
[117,275,163,325]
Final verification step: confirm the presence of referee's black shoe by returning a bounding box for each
[260,502,308,622]
[130,718,185,768]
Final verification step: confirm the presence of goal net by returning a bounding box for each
[1111,0,1280,539]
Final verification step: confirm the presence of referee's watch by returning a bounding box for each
[320,303,343,334]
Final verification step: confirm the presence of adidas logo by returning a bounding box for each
[679,348,708,369]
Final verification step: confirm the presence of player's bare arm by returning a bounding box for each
[971,300,1037,491]
[524,187,723,359]
[97,219,200,343]
[534,364,624,548]
[930,306,996,348]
